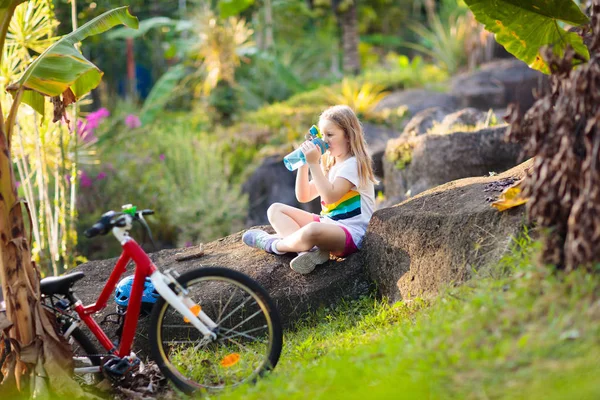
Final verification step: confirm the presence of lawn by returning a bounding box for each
[207,233,600,400]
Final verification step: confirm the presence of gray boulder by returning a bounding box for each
[363,160,532,302]
[451,59,547,112]
[383,125,522,201]
[401,107,454,138]
[374,89,461,117]
[437,108,493,132]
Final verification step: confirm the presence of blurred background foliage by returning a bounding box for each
[5,0,505,272]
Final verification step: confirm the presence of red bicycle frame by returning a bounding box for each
[72,239,157,358]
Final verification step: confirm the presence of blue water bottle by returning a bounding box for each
[283,125,329,171]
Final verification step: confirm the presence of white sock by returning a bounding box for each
[271,239,286,255]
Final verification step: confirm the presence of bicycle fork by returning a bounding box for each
[150,271,218,339]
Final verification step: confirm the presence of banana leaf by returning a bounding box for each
[464,0,589,74]
[140,64,188,125]
[7,6,138,115]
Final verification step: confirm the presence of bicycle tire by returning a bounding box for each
[149,266,283,394]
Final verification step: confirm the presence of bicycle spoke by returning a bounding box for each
[218,295,253,325]
[220,325,269,342]
[220,309,263,333]
[217,288,238,324]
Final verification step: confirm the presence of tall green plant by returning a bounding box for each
[407,11,469,74]
[0,6,137,397]
[3,0,84,277]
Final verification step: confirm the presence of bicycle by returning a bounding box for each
[39,205,283,394]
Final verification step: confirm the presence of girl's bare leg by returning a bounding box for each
[276,222,346,254]
[267,203,316,237]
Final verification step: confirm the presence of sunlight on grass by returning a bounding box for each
[207,231,600,400]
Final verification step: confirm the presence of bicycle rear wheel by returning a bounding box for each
[149,266,283,394]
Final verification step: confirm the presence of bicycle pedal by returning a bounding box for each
[102,355,140,377]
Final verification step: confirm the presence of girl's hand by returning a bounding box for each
[300,140,321,165]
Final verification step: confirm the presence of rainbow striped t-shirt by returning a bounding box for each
[319,157,375,248]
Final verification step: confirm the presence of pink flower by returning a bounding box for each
[185,241,192,247]
[159,154,165,161]
[15,181,21,188]
[85,108,110,131]
[96,172,107,180]
[80,171,93,188]
[124,114,142,129]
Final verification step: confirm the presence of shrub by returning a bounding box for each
[77,111,246,258]
[361,54,449,91]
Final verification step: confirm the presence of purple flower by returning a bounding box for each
[65,174,71,183]
[15,181,21,188]
[125,114,142,129]
[96,172,107,180]
[80,171,93,188]
[159,154,165,161]
[185,241,192,248]
[85,108,110,131]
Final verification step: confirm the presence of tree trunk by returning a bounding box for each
[336,0,360,75]
[264,0,274,50]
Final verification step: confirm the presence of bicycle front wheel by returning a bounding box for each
[149,266,283,394]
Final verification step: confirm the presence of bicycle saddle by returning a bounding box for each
[40,272,85,296]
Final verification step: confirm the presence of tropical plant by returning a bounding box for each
[406,11,470,74]
[325,78,389,119]
[188,6,255,96]
[3,0,87,277]
[0,5,138,397]
[463,0,590,73]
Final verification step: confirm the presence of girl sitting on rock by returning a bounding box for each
[242,105,377,274]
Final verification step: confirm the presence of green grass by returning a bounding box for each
[204,232,600,400]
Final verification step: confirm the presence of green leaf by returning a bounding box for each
[140,64,187,125]
[464,0,590,74]
[10,6,138,114]
[106,16,186,40]
[218,0,254,19]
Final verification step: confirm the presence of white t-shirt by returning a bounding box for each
[318,156,375,248]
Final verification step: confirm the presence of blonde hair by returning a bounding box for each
[320,105,377,187]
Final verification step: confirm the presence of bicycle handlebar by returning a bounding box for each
[84,209,154,238]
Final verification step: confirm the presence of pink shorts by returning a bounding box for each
[312,215,358,257]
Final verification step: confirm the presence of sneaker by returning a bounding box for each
[290,248,330,274]
[242,229,279,253]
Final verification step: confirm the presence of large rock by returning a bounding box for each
[400,107,494,138]
[401,107,455,137]
[374,89,461,116]
[363,160,532,302]
[362,122,401,178]
[450,59,547,112]
[383,125,522,201]
[70,231,370,356]
[242,155,320,226]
